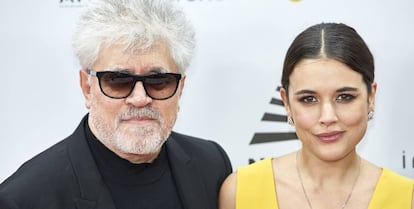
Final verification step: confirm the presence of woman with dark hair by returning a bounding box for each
[219,23,414,209]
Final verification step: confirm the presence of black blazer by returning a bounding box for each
[0,115,232,209]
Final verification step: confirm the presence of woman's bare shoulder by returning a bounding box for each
[219,172,237,209]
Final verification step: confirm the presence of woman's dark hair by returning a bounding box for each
[281,23,374,95]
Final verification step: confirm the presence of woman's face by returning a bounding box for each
[281,58,376,161]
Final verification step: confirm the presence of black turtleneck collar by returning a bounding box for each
[84,120,168,185]
[82,118,183,209]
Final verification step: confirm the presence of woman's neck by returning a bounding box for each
[296,149,361,185]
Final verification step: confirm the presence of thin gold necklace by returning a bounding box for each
[295,151,361,209]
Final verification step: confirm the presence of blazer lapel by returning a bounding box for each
[67,116,117,209]
[166,136,210,209]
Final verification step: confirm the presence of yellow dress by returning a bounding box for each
[236,158,414,209]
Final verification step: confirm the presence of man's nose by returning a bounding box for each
[125,81,152,106]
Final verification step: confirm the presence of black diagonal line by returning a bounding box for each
[270,97,284,106]
[262,113,287,122]
[250,132,298,144]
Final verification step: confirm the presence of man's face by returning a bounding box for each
[80,43,185,163]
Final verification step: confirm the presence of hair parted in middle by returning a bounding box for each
[281,23,375,96]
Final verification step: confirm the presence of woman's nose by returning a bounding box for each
[319,102,338,126]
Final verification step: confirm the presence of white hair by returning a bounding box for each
[72,0,195,73]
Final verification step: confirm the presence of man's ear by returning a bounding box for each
[177,74,186,97]
[79,69,92,109]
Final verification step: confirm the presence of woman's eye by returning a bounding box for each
[336,94,355,102]
[299,96,317,104]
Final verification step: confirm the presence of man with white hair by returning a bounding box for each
[0,1,232,209]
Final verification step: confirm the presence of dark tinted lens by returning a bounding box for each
[100,72,134,98]
[144,74,179,99]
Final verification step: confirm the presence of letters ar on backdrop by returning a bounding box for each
[0,0,413,182]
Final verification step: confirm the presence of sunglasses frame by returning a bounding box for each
[86,69,182,100]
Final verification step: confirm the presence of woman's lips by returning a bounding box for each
[316,131,344,142]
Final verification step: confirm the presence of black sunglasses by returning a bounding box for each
[86,69,182,100]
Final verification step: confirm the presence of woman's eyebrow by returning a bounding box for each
[294,89,316,95]
[336,87,358,93]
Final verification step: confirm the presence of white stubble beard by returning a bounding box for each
[89,104,172,160]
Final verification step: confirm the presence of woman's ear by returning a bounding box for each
[280,87,291,116]
[368,82,377,112]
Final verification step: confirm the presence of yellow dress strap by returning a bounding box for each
[368,168,414,209]
[236,158,278,209]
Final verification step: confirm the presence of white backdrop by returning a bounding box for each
[1,0,413,182]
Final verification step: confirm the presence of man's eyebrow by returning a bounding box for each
[107,68,130,73]
[148,67,168,74]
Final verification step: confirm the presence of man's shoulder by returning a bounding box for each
[0,117,88,192]
[168,131,220,150]
[167,131,231,165]
[6,116,89,181]
[0,137,79,207]
[1,138,72,185]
